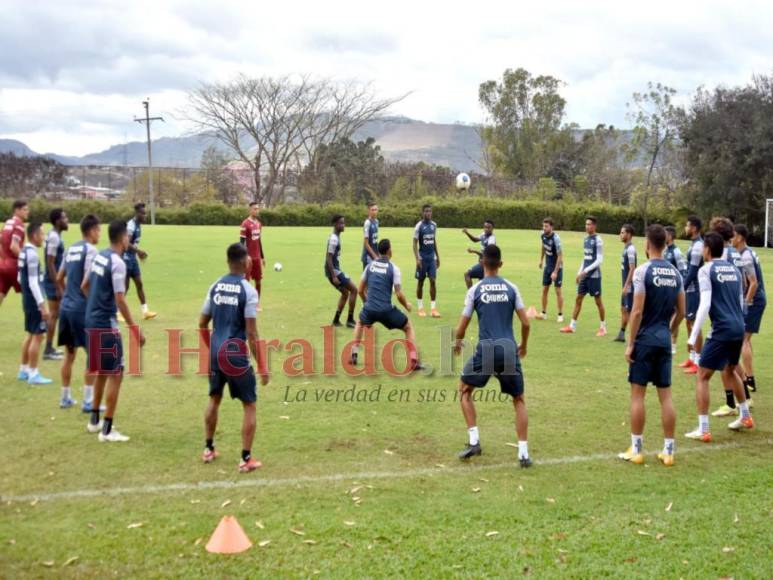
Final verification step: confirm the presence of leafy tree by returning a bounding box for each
[0,153,66,197]
[200,146,241,205]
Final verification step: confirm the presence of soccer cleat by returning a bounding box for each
[677,358,692,368]
[596,327,608,337]
[410,360,427,373]
[684,428,712,442]
[617,446,644,464]
[142,311,158,320]
[519,457,533,468]
[417,307,427,318]
[457,443,482,460]
[728,416,754,431]
[345,319,356,329]
[534,312,546,320]
[430,308,441,318]
[43,350,64,361]
[59,397,77,409]
[557,315,564,323]
[683,363,698,375]
[613,332,626,342]
[98,429,130,442]
[86,420,104,433]
[657,453,675,467]
[238,457,262,473]
[202,448,220,463]
[332,320,343,327]
[28,374,53,385]
[559,325,575,334]
[17,370,29,381]
[711,404,738,417]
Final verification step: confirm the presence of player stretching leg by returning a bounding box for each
[618,225,684,466]
[560,216,606,335]
[680,216,704,374]
[685,233,753,442]
[122,203,157,321]
[325,215,357,328]
[361,202,379,270]
[43,208,68,360]
[240,202,265,311]
[615,224,637,342]
[413,204,440,317]
[454,245,532,468]
[199,243,269,472]
[537,217,564,322]
[462,219,496,289]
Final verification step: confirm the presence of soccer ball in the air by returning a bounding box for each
[455,172,471,191]
[274,262,283,272]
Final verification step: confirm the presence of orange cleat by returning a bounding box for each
[431,308,441,318]
[417,306,427,318]
[559,325,575,334]
[596,327,607,337]
[685,428,712,442]
[238,457,263,473]
[202,448,220,463]
[683,362,698,375]
[657,453,675,467]
[677,358,692,368]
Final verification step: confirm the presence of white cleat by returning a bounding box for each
[98,430,130,442]
[557,315,564,323]
[86,420,103,433]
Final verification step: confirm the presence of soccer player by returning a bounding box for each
[42,208,68,360]
[614,224,637,342]
[57,214,100,411]
[0,199,29,307]
[537,217,564,322]
[685,232,754,442]
[84,220,145,443]
[122,203,157,320]
[240,202,265,310]
[664,225,687,353]
[618,225,685,466]
[200,243,269,473]
[733,224,765,402]
[350,238,421,370]
[679,216,704,374]
[361,202,379,270]
[17,222,53,385]
[454,244,533,468]
[325,215,357,328]
[560,216,606,335]
[462,219,496,289]
[413,204,440,317]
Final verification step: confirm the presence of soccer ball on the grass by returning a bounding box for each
[455,172,471,191]
[274,262,283,272]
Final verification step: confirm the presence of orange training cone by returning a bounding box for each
[205,516,253,554]
[526,306,538,319]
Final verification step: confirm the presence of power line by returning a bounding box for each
[133,99,164,225]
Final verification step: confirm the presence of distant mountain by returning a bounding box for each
[0,139,37,157]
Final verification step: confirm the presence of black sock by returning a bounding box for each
[725,390,736,409]
[90,410,100,425]
[45,340,53,351]
[347,311,355,322]
[102,417,113,435]
[206,439,214,451]
[558,312,563,316]
[743,383,751,400]
[620,328,625,334]
[333,309,342,322]
[241,449,251,462]
[541,310,546,315]
[746,376,756,392]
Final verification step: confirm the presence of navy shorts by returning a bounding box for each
[359,306,408,330]
[209,367,257,403]
[621,291,634,311]
[415,256,437,280]
[467,262,484,280]
[24,305,46,335]
[43,279,59,301]
[58,309,87,349]
[326,271,351,293]
[542,266,563,287]
[125,259,141,278]
[461,344,524,397]
[628,343,672,387]
[86,327,123,374]
[700,338,742,371]
[685,292,700,321]
[744,302,766,334]
[578,276,602,297]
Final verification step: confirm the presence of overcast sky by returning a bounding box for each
[1,0,771,156]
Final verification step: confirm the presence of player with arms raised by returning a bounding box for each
[462,219,496,289]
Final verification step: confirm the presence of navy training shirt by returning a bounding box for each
[698,260,745,342]
[462,276,525,344]
[361,257,401,312]
[61,240,98,313]
[632,259,683,348]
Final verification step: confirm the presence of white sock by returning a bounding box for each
[699,414,710,433]
[694,353,700,366]
[738,401,750,419]
[61,386,71,399]
[20,364,30,373]
[663,438,675,455]
[570,319,577,330]
[600,320,607,330]
[518,440,529,459]
[631,433,643,454]
[417,299,424,309]
[430,301,437,310]
[141,304,149,313]
[468,426,479,446]
[28,368,39,378]
[83,385,94,404]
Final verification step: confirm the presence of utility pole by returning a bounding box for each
[134,99,164,225]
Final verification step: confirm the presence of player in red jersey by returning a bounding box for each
[240,202,265,310]
[0,200,30,307]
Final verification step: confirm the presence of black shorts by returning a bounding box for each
[58,309,87,349]
[359,306,408,330]
[461,344,524,397]
[744,302,766,334]
[686,292,700,321]
[628,343,672,387]
[700,338,743,371]
[209,367,257,403]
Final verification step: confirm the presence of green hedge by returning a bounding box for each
[0,198,683,235]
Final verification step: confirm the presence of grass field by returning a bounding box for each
[1,224,771,578]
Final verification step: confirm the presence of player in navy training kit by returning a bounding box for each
[325,215,358,328]
[200,243,269,473]
[122,203,157,321]
[350,239,421,370]
[615,224,638,342]
[561,216,607,335]
[454,244,533,468]
[17,222,53,386]
[43,208,68,360]
[413,204,441,317]
[462,219,496,289]
[680,216,704,373]
[537,217,564,321]
[56,214,100,411]
[685,232,755,442]
[361,203,379,270]
[664,225,687,353]
[618,225,685,466]
[84,220,146,443]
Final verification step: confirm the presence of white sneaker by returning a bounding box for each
[98,429,130,442]
[535,312,546,320]
[86,420,103,433]
[684,428,712,442]
[557,315,564,323]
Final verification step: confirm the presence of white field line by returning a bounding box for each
[2,439,769,504]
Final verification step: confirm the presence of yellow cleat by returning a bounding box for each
[143,311,158,320]
[657,453,675,467]
[711,404,738,417]
[617,446,644,464]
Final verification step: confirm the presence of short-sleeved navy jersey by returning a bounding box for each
[621,243,637,290]
[698,260,745,342]
[201,274,259,372]
[361,218,379,262]
[684,236,704,294]
[18,243,44,309]
[582,234,603,279]
[61,240,98,313]
[44,229,64,282]
[738,247,766,305]
[541,232,562,269]
[361,257,401,312]
[85,249,126,329]
[123,218,141,262]
[664,243,687,275]
[632,259,683,348]
[325,232,342,276]
[413,220,437,259]
[478,231,496,251]
[462,276,525,344]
